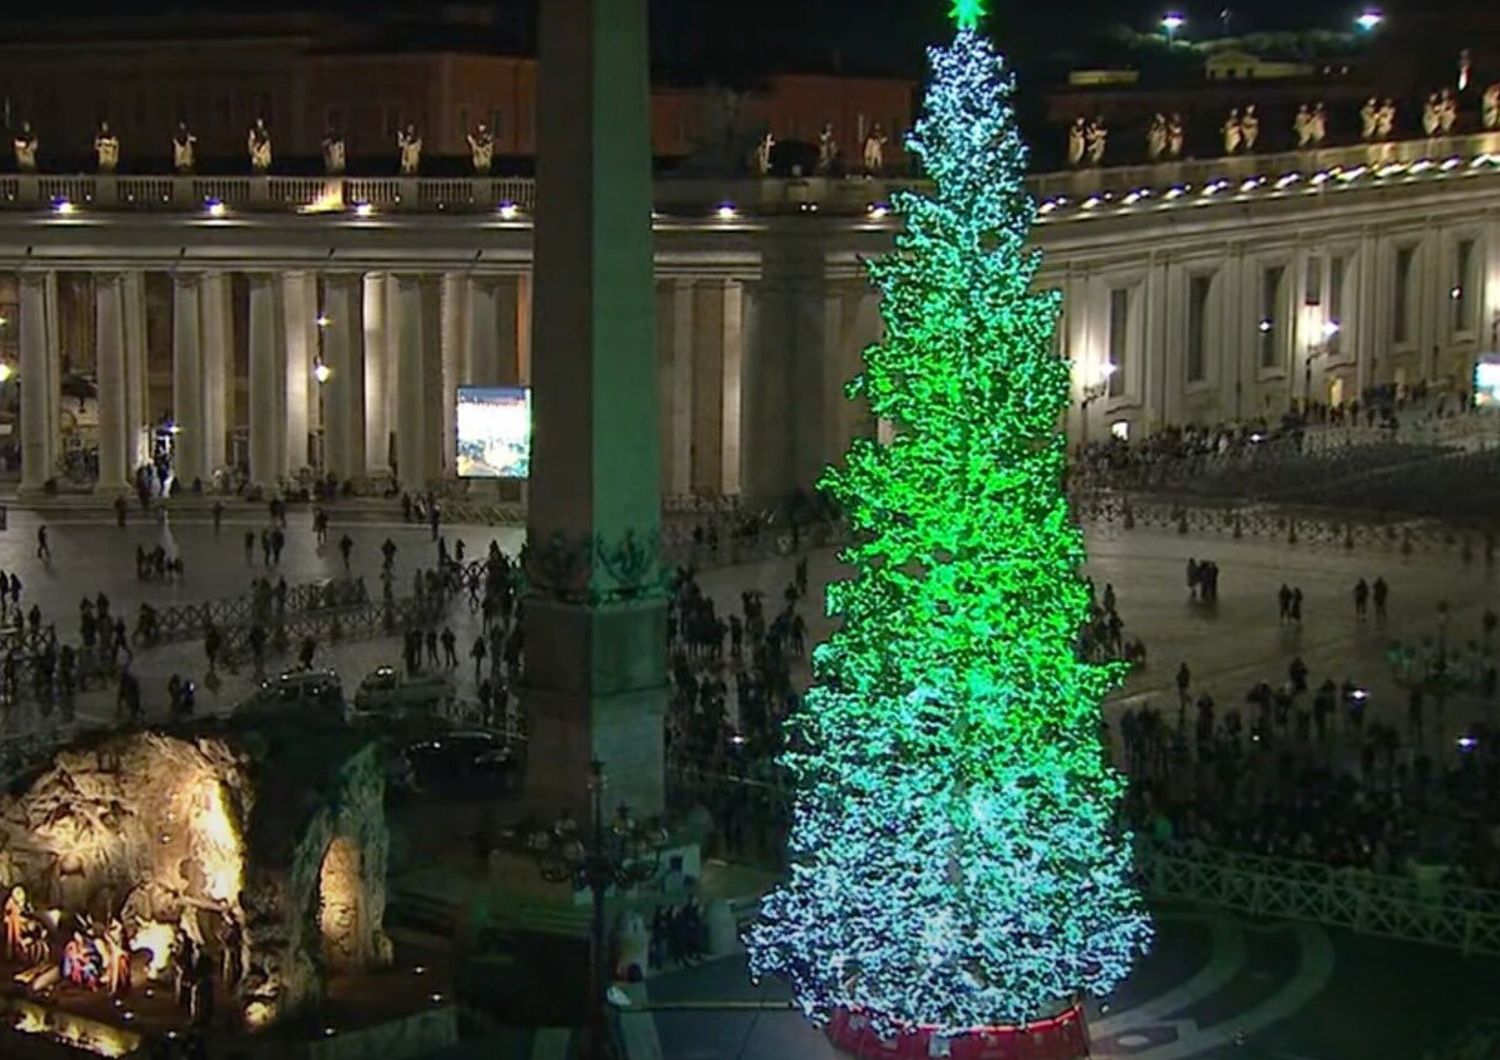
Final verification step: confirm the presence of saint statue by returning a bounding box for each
[1167,112,1185,158]
[13,121,37,172]
[1485,84,1500,131]
[247,117,272,173]
[861,122,888,176]
[1309,103,1328,146]
[1359,97,1379,141]
[398,123,423,175]
[322,126,346,175]
[467,122,494,174]
[1066,116,1086,167]
[754,130,775,176]
[172,121,197,174]
[1377,99,1396,139]
[1422,93,1441,137]
[1222,107,1242,155]
[1084,116,1107,166]
[1146,112,1167,161]
[815,122,838,175]
[94,120,120,173]
[1240,104,1260,152]
[1437,89,1457,134]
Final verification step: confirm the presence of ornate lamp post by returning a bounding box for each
[523,760,666,1060]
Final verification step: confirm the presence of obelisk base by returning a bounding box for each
[522,596,667,817]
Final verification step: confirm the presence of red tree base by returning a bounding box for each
[826,1003,1089,1060]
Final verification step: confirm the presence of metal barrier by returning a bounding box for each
[1074,493,1491,559]
[1138,841,1500,957]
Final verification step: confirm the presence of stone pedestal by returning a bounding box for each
[826,1004,1090,1060]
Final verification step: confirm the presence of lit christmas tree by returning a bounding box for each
[746,0,1152,1039]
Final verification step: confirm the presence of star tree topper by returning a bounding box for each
[949,0,986,31]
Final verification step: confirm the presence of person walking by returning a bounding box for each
[35,526,50,562]
[1277,584,1292,623]
[1354,578,1369,620]
[1373,577,1389,626]
[1290,587,1304,624]
[1175,661,1191,708]
[339,534,354,571]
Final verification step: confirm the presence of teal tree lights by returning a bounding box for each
[744,16,1152,1038]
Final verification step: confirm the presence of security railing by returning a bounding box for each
[1138,841,1500,957]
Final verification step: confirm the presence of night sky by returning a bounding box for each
[0,0,1484,85]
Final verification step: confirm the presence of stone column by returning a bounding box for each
[465,274,524,385]
[94,272,128,491]
[18,271,58,493]
[362,273,391,476]
[721,280,745,498]
[526,0,666,815]
[440,273,467,476]
[247,273,283,487]
[171,273,204,486]
[122,271,149,471]
[393,273,427,489]
[667,278,694,497]
[322,272,366,481]
[691,279,727,495]
[282,272,316,475]
[198,272,232,474]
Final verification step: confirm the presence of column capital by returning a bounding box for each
[170,271,202,290]
[92,269,126,285]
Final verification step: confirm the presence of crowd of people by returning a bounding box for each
[1123,586,1500,890]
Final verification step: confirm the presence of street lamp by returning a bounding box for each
[520,761,667,1060]
[1304,319,1341,406]
[1355,9,1383,31]
[1161,12,1185,43]
[1079,362,1116,451]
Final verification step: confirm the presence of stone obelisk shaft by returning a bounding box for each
[524,0,666,815]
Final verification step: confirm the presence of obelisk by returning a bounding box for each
[523,0,666,816]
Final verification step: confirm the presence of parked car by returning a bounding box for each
[402,729,522,793]
[348,665,454,722]
[233,668,344,720]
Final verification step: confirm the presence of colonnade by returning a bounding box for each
[8,265,887,503]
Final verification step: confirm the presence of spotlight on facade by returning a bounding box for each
[715,203,738,220]
[204,197,226,218]
[316,313,330,329]
[498,201,521,220]
[1275,172,1302,189]
[1322,320,1342,338]
[1161,12,1186,41]
[353,201,374,218]
[866,202,891,219]
[1355,9,1383,31]
[1440,156,1463,172]
[0,364,12,383]
[1258,318,1274,334]
[314,361,332,384]
[1451,285,1464,301]
[51,197,75,216]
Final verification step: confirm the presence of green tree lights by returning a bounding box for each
[745,23,1152,1038]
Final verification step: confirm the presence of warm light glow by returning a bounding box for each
[191,779,244,903]
[131,921,177,979]
[52,198,75,216]
[0,364,13,383]
[1322,320,1342,337]
[299,186,346,214]
[498,201,521,220]
[314,361,332,384]
[316,313,330,328]
[204,198,226,218]
[353,201,375,218]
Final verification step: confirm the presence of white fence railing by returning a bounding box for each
[1139,842,1500,957]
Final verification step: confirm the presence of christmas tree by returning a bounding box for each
[745,2,1152,1038]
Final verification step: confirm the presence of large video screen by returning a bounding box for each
[457,386,532,478]
[1476,359,1500,410]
